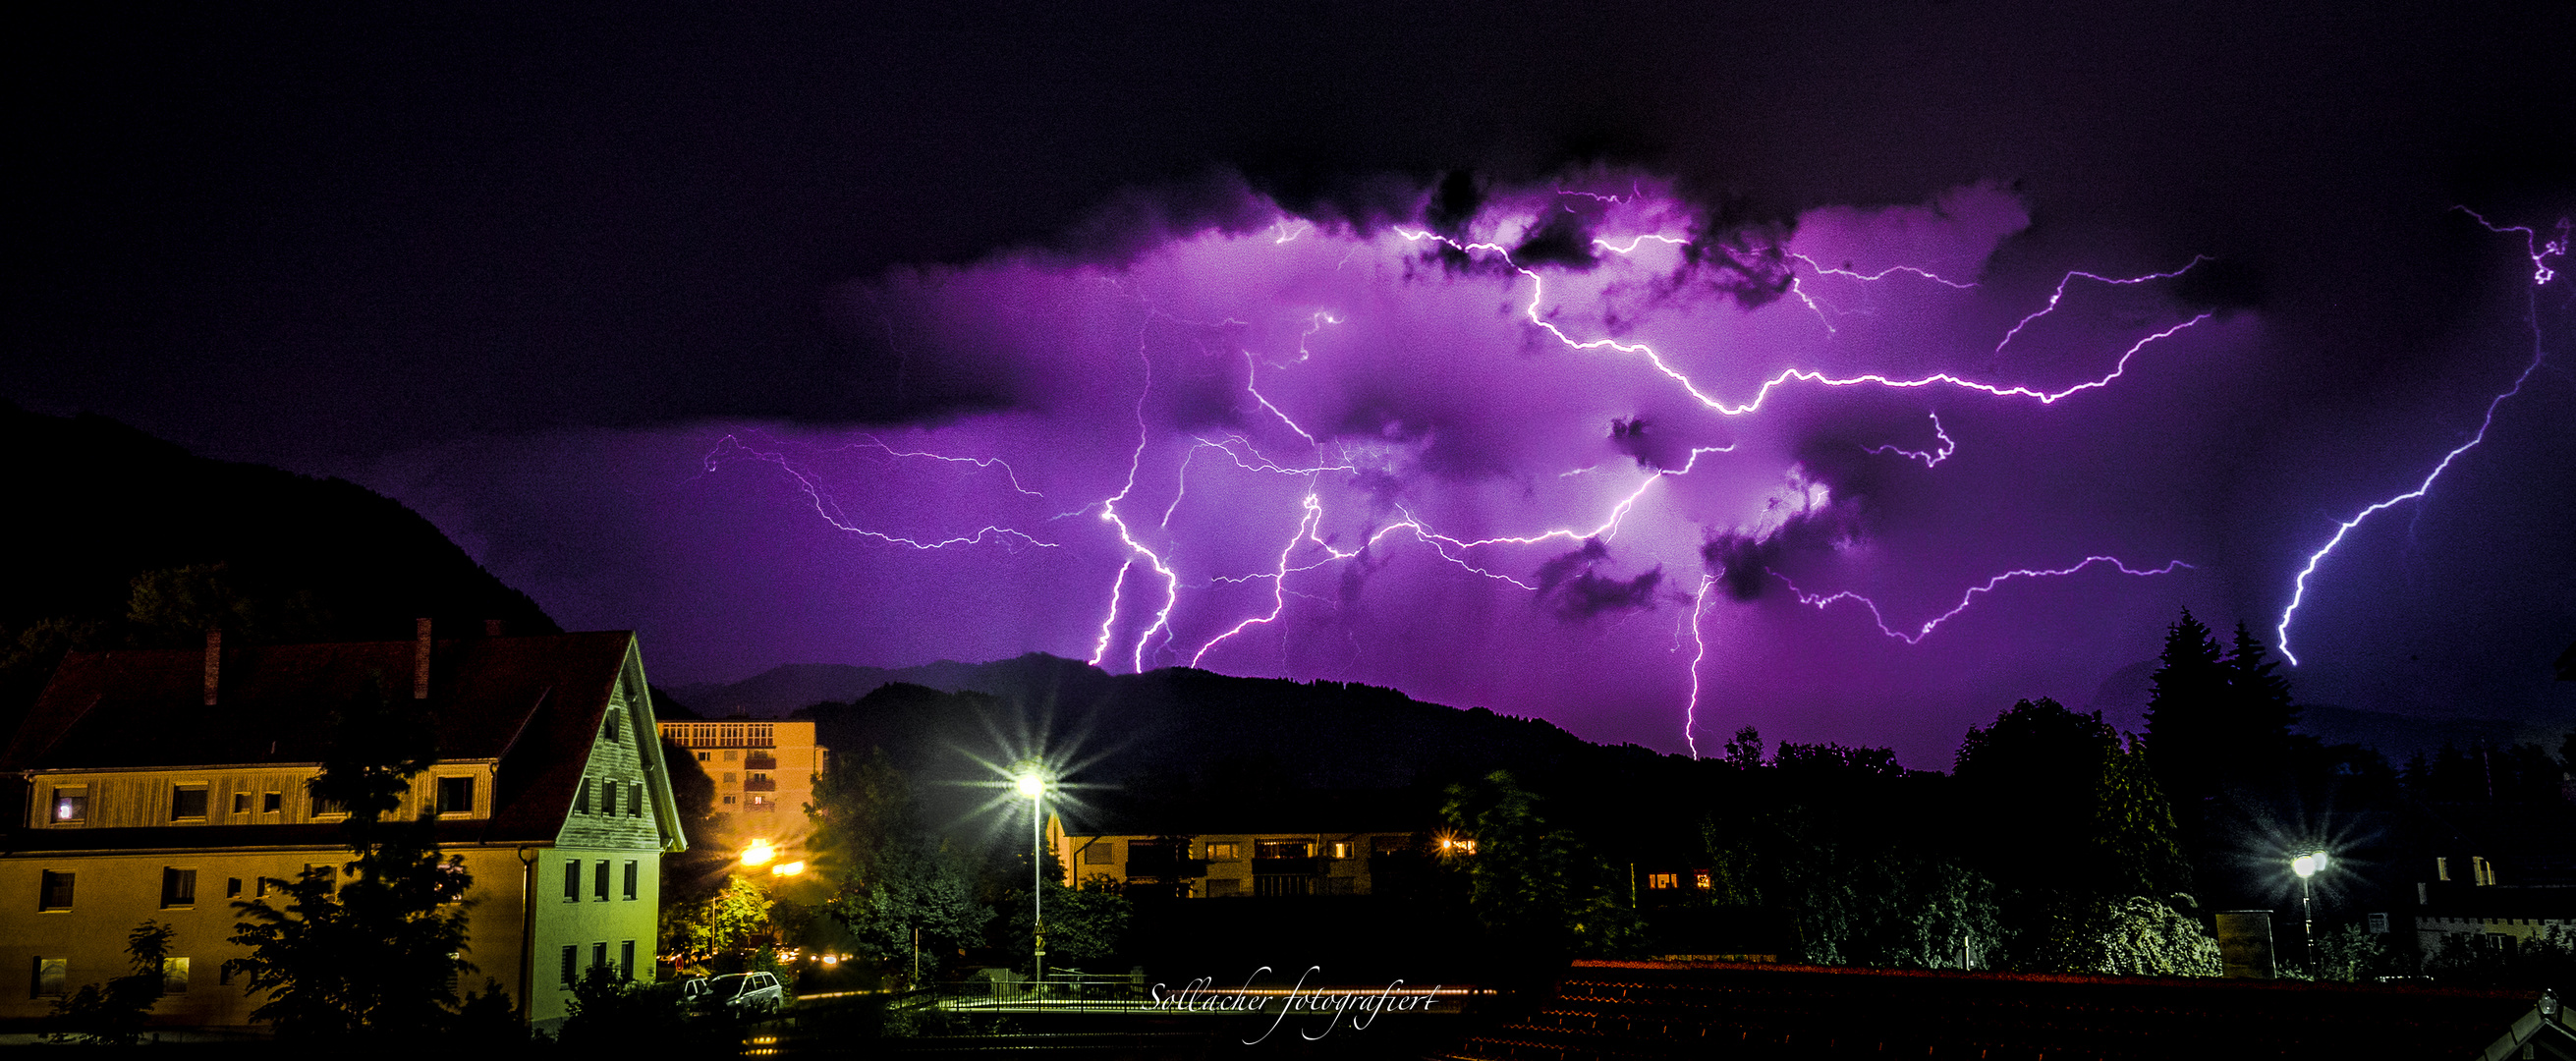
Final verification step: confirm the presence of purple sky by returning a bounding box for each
[11,4,2570,766]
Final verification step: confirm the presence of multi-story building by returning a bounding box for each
[655,718,825,860]
[0,626,686,1032]
[1050,824,1422,897]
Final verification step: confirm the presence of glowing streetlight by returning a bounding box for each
[2292,849,2328,977]
[1012,758,1048,985]
[770,861,806,877]
[741,839,776,867]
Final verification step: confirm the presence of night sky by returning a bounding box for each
[11,4,2570,765]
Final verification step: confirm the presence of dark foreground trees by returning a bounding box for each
[226,679,510,1038]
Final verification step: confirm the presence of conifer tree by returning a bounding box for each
[2144,608,2226,802]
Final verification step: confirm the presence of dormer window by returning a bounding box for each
[170,785,209,821]
[602,707,622,743]
[575,778,592,814]
[51,787,86,824]
[436,776,476,815]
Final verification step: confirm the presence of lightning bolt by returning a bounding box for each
[1865,412,1957,468]
[700,434,1058,550]
[1772,557,2196,644]
[2272,211,2560,665]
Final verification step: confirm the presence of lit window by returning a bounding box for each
[1646,872,1679,890]
[170,785,209,820]
[1693,870,1713,891]
[161,958,189,993]
[436,776,475,815]
[161,867,197,908]
[32,957,68,997]
[1328,841,1354,860]
[51,788,86,824]
[39,871,75,911]
[1255,840,1312,860]
[1205,842,1240,860]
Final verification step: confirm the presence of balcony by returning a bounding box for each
[743,777,778,793]
[744,754,779,771]
[1251,856,1318,876]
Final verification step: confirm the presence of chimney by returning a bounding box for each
[202,628,222,706]
[413,618,432,699]
[483,618,506,638]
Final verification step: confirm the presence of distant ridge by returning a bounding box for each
[666,659,992,717]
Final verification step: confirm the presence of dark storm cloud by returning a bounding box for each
[1535,538,1665,621]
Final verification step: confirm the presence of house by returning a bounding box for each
[0,625,684,1033]
[654,718,825,862]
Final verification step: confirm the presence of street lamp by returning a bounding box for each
[1013,759,1047,986]
[2292,850,2328,977]
[741,839,776,868]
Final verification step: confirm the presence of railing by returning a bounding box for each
[932,975,1150,1012]
[660,722,775,749]
[744,777,778,792]
[744,754,779,771]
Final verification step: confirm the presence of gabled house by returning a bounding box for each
[0,626,685,1032]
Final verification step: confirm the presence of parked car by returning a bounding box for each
[681,972,787,1014]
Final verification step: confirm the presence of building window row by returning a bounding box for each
[27,956,186,1001]
[563,859,644,902]
[559,940,640,985]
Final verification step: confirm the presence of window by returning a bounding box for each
[602,707,622,743]
[161,958,189,993]
[1646,872,1679,890]
[1084,843,1115,865]
[723,750,739,761]
[591,942,608,973]
[560,946,577,985]
[629,786,644,817]
[594,860,611,901]
[227,877,243,899]
[50,787,86,823]
[722,795,737,806]
[623,861,639,901]
[1205,842,1240,860]
[311,793,349,816]
[602,781,618,817]
[1693,869,1713,891]
[2474,856,2497,886]
[262,791,282,813]
[575,778,592,814]
[1328,841,1354,860]
[303,865,338,892]
[255,876,270,898]
[32,957,68,998]
[1372,835,1410,855]
[2436,857,2450,881]
[1254,840,1311,860]
[619,940,636,980]
[696,752,710,761]
[563,861,581,900]
[171,785,209,820]
[722,772,736,783]
[233,792,252,814]
[436,776,475,815]
[161,867,197,908]
[218,964,234,987]
[39,871,75,911]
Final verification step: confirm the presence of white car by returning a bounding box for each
[682,972,786,1014]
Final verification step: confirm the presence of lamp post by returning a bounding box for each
[2292,850,2327,977]
[1014,760,1047,987]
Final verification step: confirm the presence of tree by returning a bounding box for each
[2222,622,2298,756]
[809,749,993,982]
[43,921,174,1045]
[226,678,478,1039]
[2089,736,2195,902]
[1444,771,1643,963]
[2038,895,2222,977]
[666,875,775,970]
[2144,608,2228,802]
[1009,874,1132,973]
